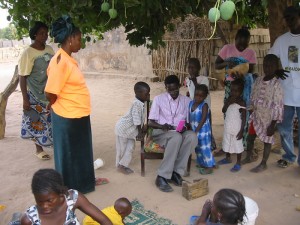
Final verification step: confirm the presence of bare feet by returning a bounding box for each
[250,163,267,173]
[117,164,134,174]
[241,155,258,165]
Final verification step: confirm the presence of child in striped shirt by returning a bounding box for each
[115,82,150,174]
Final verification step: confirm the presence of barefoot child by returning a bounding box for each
[83,198,132,225]
[115,82,150,174]
[219,79,246,172]
[188,84,215,174]
[242,54,283,172]
[20,169,112,225]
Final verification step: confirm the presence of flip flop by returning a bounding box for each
[34,151,50,160]
[218,158,232,165]
[230,164,241,172]
[199,167,213,175]
[95,178,109,186]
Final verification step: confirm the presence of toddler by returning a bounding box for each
[242,54,283,172]
[219,78,246,172]
[188,84,215,174]
[115,82,150,174]
[83,198,132,225]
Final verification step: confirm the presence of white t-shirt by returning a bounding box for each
[185,75,211,109]
[269,32,300,107]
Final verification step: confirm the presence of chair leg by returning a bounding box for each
[187,154,192,174]
[141,153,145,177]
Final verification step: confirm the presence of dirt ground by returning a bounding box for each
[0,75,300,225]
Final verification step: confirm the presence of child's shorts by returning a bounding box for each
[248,121,256,135]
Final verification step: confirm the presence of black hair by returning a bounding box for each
[283,6,300,18]
[29,21,48,40]
[231,78,244,91]
[263,54,280,67]
[50,15,81,44]
[214,189,246,224]
[164,75,180,86]
[31,169,67,195]
[134,81,150,94]
[235,27,250,40]
[195,84,209,95]
[188,58,201,70]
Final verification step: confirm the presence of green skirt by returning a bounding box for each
[52,110,95,194]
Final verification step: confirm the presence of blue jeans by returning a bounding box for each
[277,105,300,165]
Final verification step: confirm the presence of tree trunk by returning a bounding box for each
[0,65,19,139]
[268,0,293,46]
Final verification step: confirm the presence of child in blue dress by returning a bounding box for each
[188,84,215,174]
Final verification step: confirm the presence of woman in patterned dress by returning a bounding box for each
[19,21,54,160]
[188,84,215,174]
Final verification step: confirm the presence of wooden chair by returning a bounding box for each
[140,100,192,176]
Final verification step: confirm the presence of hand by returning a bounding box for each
[46,102,52,111]
[267,124,276,136]
[202,199,212,215]
[23,99,31,111]
[142,125,148,133]
[236,130,243,140]
[275,69,289,80]
[226,60,238,69]
[161,123,174,131]
[136,132,144,141]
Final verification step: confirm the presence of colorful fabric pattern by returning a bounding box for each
[124,199,175,225]
[188,101,215,167]
[21,91,52,147]
[249,76,284,144]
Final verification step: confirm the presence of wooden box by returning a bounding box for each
[182,178,209,200]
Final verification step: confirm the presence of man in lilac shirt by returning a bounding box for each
[148,75,198,192]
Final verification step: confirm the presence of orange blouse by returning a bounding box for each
[45,48,91,118]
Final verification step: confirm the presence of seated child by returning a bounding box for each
[20,169,112,225]
[242,54,284,172]
[115,82,150,174]
[83,198,132,225]
[219,79,246,172]
[188,84,215,174]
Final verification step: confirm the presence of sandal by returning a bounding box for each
[218,158,232,165]
[95,178,109,185]
[34,151,50,160]
[199,167,213,175]
[230,164,241,172]
[277,159,289,168]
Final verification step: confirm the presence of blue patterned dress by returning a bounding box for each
[189,101,215,167]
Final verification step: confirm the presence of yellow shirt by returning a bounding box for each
[45,48,91,118]
[83,206,124,225]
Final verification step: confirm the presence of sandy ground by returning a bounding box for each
[1,70,300,225]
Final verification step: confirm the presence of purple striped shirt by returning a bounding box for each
[149,92,191,126]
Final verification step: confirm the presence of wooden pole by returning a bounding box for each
[0,65,19,139]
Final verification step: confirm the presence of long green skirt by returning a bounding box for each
[51,111,95,194]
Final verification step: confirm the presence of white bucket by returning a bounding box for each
[93,158,105,170]
[239,196,259,225]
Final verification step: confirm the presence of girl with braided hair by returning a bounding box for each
[20,169,112,225]
[195,188,246,225]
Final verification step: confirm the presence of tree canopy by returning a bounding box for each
[0,0,273,49]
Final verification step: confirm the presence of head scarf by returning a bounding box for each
[50,15,76,44]
[29,21,48,40]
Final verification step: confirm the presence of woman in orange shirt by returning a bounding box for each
[45,16,107,194]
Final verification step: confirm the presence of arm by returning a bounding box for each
[195,103,208,133]
[45,92,57,110]
[236,101,246,140]
[148,119,173,131]
[19,75,30,111]
[136,125,143,141]
[215,55,229,70]
[195,199,212,225]
[75,192,113,225]
[222,96,234,114]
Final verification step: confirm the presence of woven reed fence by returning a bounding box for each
[152,16,219,85]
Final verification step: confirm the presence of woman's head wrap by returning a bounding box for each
[50,15,76,44]
[29,21,48,40]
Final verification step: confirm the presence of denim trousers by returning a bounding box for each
[277,105,300,165]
